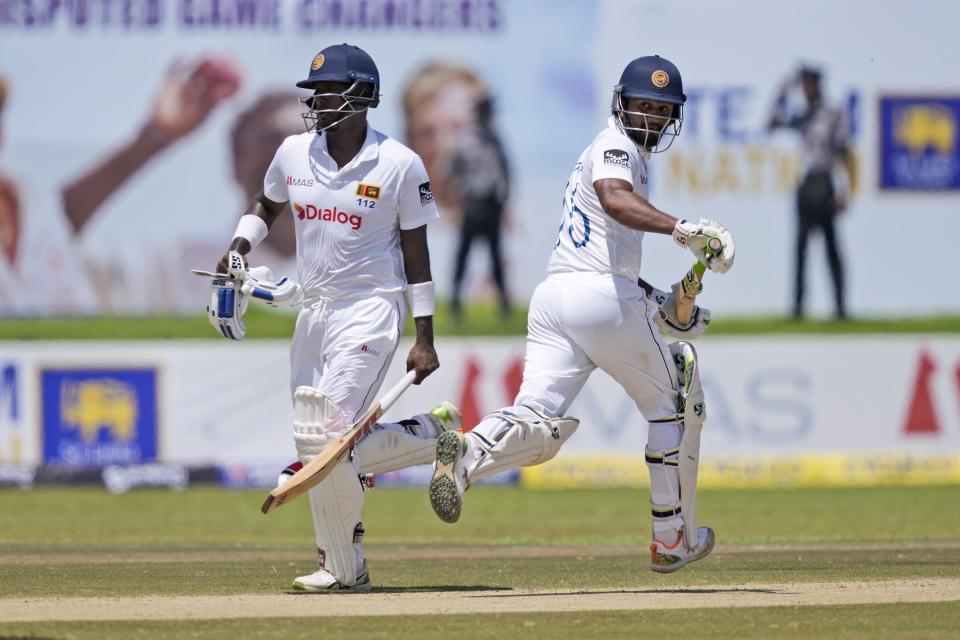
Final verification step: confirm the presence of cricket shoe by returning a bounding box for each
[429,429,469,523]
[292,559,372,593]
[649,526,716,573]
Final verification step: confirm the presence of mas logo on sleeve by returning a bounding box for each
[418,181,434,205]
[603,149,630,169]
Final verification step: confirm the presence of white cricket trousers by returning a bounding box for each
[290,292,404,419]
[516,272,677,420]
[489,271,685,536]
[289,292,404,585]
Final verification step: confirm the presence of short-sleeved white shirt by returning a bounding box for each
[263,126,439,300]
[548,118,649,280]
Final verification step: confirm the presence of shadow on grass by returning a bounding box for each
[284,585,510,595]
[474,587,784,598]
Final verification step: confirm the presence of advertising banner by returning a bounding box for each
[0,0,596,315]
[2,0,959,318]
[2,335,959,487]
[878,95,960,191]
[40,367,159,464]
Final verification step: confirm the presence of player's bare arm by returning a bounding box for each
[63,57,240,234]
[216,192,286,272]
[400,224,439,384]
[594,177,677,234]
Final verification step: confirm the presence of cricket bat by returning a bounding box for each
[260,370,417,514]
[674,237,723,326]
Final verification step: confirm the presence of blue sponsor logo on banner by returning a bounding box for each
[1,364,17,423]
[41,369,158,465]
[880,95,960,190]
[1,363,22,464]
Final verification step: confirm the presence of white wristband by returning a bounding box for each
[406,281,436,318]
[233,214,269,249]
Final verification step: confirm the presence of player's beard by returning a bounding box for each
[626,127,661,151]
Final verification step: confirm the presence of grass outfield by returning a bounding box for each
[0,303,958,339]
[1,486,959,638]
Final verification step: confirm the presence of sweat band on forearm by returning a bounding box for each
[233,214,269,249]
[406,281,436,318]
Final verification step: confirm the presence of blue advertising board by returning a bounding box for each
[879,95,960,190]
[41,368,158,465]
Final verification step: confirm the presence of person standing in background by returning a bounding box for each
[447,96,511,322]
[769,65,854,320]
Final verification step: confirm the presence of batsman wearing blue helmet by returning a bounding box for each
[429,56,736,573]
[213,44,463,592]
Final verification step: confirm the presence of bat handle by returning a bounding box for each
[379,370,417,412]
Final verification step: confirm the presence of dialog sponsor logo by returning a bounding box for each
[293,203,363,230]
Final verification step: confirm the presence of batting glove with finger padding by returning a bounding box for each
[672,217,736,274]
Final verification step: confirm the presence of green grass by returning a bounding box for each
[0,306,957,339]
[0,300,528,339]
[1,486,958,637]
[3,486,959,549]
[4,603,960,640]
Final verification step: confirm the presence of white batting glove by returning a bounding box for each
[243,267,304,308]
[672,218,736,274]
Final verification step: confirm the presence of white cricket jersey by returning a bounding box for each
[548,117,649,280]
[262,126,439,300]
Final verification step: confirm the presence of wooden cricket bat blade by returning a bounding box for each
[260,370,417,515]
[260,446,346,514]
[260,494,276,514]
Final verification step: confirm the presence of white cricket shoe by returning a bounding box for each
[429,430,469,523]
[649,526,716,573]
[292,560,372,593]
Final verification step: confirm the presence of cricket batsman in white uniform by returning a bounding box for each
[428,55,736,573]
[213,44,460,592]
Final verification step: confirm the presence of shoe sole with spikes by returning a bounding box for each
[430,430,466,523]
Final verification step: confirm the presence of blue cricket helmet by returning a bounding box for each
[296,43,380,107]
[617,55,686,105]
[612,55,686,153]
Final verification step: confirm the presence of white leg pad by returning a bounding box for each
[356,423,437,476]
[645,438,684,535]
[466,405,579,483]
[669,341,706,551]
[306,455,364,586]
[293,386,348,464]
